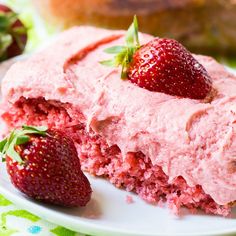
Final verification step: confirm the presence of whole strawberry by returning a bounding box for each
[0,125,92,207]
[128,38,212,99]
[101,16,212,99]
[0,4,27,61]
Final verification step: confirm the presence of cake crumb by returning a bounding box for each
[126,195,134,204]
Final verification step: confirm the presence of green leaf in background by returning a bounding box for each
[219,57,236,69]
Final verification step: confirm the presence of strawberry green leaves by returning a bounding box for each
[100,15,140,79]
[0,125,48,163]
[21,125,48,133]
[125,15,140,47]
[104,46,126,54]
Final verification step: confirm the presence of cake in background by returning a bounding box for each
[33,0,236,58]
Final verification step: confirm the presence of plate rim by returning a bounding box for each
[0,178,236,236]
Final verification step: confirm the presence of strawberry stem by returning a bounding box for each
[100,15,141,79]
[0,125,48,163]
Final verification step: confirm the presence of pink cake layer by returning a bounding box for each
[1,26,236,215]
[1,97,231,215]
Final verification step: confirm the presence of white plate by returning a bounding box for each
[0,164,235,236]
[0,59,235,236]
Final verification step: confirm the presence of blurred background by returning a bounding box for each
[0,0,236,66]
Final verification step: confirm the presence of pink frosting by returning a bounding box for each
[2,26,236,205]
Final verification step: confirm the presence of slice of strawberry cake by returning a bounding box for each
[1,20,236,216]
